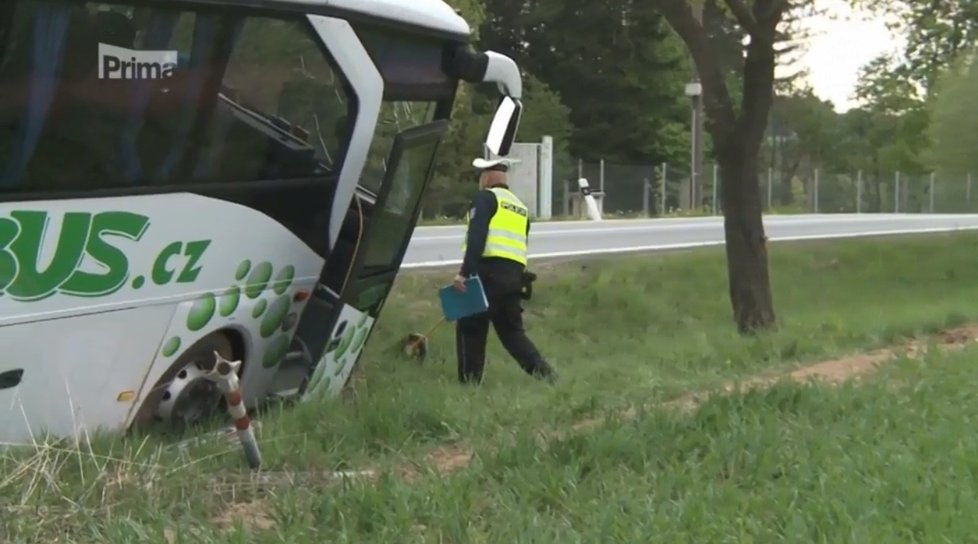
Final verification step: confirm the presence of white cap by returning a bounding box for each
[472,157,520,171]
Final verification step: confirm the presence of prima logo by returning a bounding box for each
[98,43,177,80]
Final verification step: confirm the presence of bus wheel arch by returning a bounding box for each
[131,330,244,431]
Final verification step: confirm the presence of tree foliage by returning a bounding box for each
[426,0,964,329]
[479,0,692,165]
[423,0,579,217]
[926,49,978,176]
[847,0,978,181]
[853,0,978,90]
[852,55,928,176]
[420,0,703,218]
[763,86,838,204]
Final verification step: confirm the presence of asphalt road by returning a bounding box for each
[402,213,978,269]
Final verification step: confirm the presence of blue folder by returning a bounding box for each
[438,276,489,321]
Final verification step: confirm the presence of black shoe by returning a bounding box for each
[533,363,558,384]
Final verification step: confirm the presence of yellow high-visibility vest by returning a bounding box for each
[463,187,529,266]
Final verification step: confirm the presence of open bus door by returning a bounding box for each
[284,119,449,400]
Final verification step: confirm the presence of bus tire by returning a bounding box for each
[130,332,236,431]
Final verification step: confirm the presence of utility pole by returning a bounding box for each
[685,1,705,210]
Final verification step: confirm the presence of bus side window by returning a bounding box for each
[0,1,15,63]
[0,2,353,195]
[0,3,31,175]
[0,3,97,191]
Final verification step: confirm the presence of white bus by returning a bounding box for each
[0,0,523,443]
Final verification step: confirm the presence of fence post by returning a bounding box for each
[767,167,773,210]
[894,171,900,213]
[814,168,819,213]
[929,172,935,213]
[661,162,667,215]
[563,180,571,217]
[712,163,719,215]
[567,159,585,219]
[643,177,650,217]
[599,158,605,195]
[539,136,553,220]
[856,170,862,214]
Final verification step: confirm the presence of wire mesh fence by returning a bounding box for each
[557,160,978,219]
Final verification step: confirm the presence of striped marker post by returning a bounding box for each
[578,178,603,221]
[205,352,262,470]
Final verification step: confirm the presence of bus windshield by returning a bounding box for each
[0,1,351,195]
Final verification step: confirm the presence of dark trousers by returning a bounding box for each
[455,273,549,384]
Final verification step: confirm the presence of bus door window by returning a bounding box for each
[315,99,433,296]
[358,124,444,278]
[359,100,436,195]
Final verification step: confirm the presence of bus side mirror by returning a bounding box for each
[485,96,522,156]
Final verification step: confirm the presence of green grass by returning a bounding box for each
[4,232,978,542]
[257,345,978,542]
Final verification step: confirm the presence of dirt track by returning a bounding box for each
[210,325,978,532]
[420,324,978,476]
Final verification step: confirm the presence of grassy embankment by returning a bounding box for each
[4,232,978,542]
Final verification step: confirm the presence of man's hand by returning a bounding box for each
[453,273,467,293]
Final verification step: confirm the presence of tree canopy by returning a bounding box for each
[427,0,969,330]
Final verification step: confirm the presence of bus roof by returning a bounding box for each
[59,0,471,38]
[262,0,471,37]
[323,0,469,36]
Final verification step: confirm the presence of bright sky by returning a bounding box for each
[788,0,906,111]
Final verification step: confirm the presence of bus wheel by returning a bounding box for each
[133,333,236,430]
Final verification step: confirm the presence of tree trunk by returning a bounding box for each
[654,0,785,333]
[718,144,777,333]
[872,176,882,212]
[780,158,800,205]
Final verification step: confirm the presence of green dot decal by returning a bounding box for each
[219,286,241,317]
[334,328,355,360]
[358,313,369,327]
[161,336,181,357]
[306,368,323,392]
[350,327,368,353]
[187,293,216,331]
[321,376,332,391]
[235,260,251,281]
[132,275,145,289]
[272,265,295,295]
[262,334,291,368]
[252,299,268,318]
[244,262,273,299]
[261,294,291,338]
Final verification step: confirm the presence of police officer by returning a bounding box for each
[452,157,557,385]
